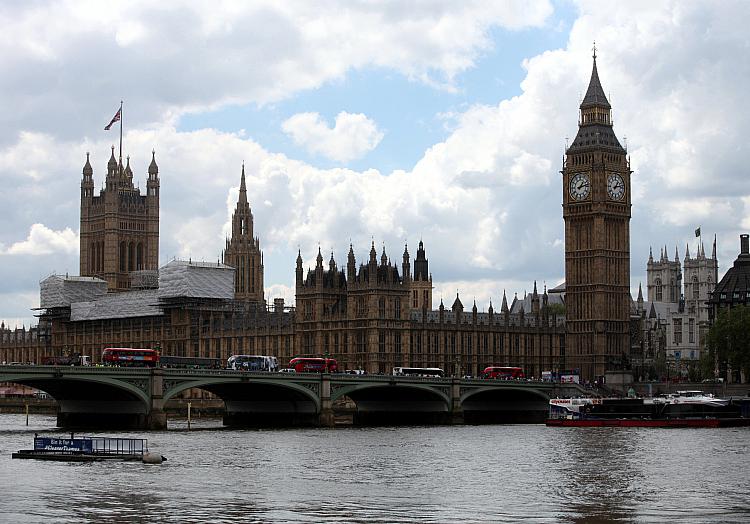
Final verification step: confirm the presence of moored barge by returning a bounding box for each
[547,392,750,428]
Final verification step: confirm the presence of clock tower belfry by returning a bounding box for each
[562,51,631,379]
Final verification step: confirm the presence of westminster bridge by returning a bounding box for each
[0,365,589,429]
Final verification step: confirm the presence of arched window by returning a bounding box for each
[119,242,126,272]
[128,242,135,271]
[655,278,662,302]
[137,243,144,270]
[378,297,386,318]
[692,276,699,300]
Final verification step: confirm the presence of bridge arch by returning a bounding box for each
[460,384,551,424]
[331,380,452,425]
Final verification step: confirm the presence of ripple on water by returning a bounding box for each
[1,416,749,523]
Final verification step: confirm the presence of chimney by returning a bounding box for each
[741,234,749,255]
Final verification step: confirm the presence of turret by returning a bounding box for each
[402,244,410,282]
[347,244,356,284]
[296,250,303,286]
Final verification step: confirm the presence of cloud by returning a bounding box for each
[0,1,553,145]
[2,223,78,256]
[3,1,750,329]
[282,111,384,162]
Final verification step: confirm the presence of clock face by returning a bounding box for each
[569,173,590,201]
[607,173,625,200]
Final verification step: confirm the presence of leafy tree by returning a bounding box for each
[547,303,565,316]
[706,305,750,380]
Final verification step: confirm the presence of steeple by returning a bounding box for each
[316,246,323,268]
[295,249,303,286]
[685,243,691,260]
[567,50,624,154]
[580,48,611,110]
[380,245,388,266]
[501,290,509,313]
[369,241,377,264]
[649,246,653,263]
[347,243,356,284]
[712,234,717,260]
[239,163,248,204]
[675,245,679,262]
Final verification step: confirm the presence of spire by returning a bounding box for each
[296,249,303,266]
[380,244,387,266]
[108,145,117,168]
[685,243,690,260]
[316,246,323,267]
[83,152,93,177]
[649,246,653,263]
[533,280,538,297]
[580,48,611,110]
[637,282,643,301]
[124,155,132,177]
[148,150,158,175]
[712,234,717,259]
[675,245,679,262]
[239,163,248,204]
[348,243,355,262]
[403,243,409,262]
[488,299,494,315]
[501,290,509,313]
[329,251,336,270]
[369,241,377,263]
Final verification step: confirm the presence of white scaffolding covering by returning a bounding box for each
[70,289,162,321]
[40,275,108,309]
[158,260,234,299]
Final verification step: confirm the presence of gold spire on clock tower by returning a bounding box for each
[562,51,632,379]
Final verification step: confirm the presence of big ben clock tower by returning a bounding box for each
[562,50,631,379]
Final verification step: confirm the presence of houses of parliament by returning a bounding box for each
[1,56,636,380]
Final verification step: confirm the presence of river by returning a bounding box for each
[0,414,748,523]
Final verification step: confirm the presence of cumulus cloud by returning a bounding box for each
[282,111,384,162]
[3,1,750,328]
[2,223,78,256]
[0,1,553,145]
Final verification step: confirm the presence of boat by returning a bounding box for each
[546,392,750,428]
[12,434,166,462]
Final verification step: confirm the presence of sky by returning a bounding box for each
[2,0,750,328]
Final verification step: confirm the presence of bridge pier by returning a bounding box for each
[147,368,168,430]
[450,379,464,424]
[319,374,335,427]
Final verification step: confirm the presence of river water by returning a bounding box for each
[0,414,748,523]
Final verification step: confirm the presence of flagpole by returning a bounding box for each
[118,100,123,174]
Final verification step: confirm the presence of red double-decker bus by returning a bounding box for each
[481,366,525,380]
[288,357,338,373]
[101,348,160,367]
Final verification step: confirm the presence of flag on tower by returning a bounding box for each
[695,227,701,238]
[104,108,121,130]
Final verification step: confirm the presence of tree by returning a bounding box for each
[706,305,750,381]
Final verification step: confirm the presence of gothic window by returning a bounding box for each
[692,276,699,300]
[423,290,429,308]
[674,318,682,345]
[304,302,312,321]
[119,242,126,272]
[412,290,418,308]
[128,242,135,271]
[378,332,385,356]
[394,332,401,354]
[688,318,695,344]
[137,243,144,270]
[655,278,663,302]
[394,298,401,319]
[378,298,385,318]
[670,280,676,302]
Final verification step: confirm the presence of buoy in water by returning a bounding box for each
[142,452,165,464]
